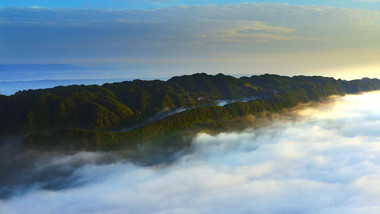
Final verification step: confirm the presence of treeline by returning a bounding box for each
[23,74,380,150]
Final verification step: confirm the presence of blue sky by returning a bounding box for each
[2,0,380,11]
[1,0,380,82]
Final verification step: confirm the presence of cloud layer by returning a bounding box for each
[2,91,380,213]
[2,4,380,79]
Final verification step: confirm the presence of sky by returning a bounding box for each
[3,91,380,213]
[1,0,380,81]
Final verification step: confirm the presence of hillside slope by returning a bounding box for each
[1,73,380,150]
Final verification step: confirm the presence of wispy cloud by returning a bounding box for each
[1,4,380,79]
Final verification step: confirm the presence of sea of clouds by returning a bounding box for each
[2,91,380,213]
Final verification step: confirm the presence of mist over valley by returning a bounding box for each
[2,91,380,213]
[3,0,380,212]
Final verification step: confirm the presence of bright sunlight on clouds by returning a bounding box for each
[2,91,380,213]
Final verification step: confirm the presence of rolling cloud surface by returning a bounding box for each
[2,92,380,213]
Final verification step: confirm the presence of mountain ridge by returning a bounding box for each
[1,73,379,150]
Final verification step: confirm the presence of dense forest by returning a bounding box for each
[1,73,380,150]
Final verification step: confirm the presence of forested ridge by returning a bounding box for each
[1,73,380,150]
[0,73,268,134]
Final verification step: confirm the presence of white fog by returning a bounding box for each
[2,92,380,213]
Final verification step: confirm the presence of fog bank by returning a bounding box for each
[2,92,380,213]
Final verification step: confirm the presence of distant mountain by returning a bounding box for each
[0,64,87,72]
[1,73,379,150]
[0,64,116,82]
[0,79,131,95]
